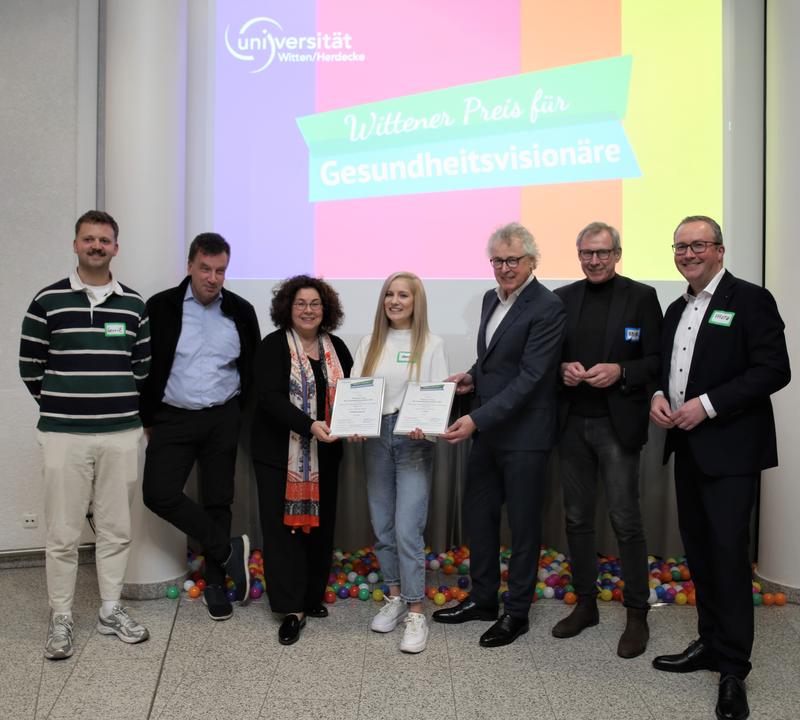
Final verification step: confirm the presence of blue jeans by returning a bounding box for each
[559,415,649,610]
[364,413,433,603]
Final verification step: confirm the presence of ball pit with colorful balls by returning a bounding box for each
[170,545,788,617]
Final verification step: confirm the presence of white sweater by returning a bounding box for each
[351,329,449,414]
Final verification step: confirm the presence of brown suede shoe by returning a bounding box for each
[617,607,649,658]
[552,596,599,638]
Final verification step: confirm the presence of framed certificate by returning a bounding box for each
[329,377,385,437]
[394,382,456,436]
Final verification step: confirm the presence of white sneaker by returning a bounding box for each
[370,595,407,632]
[400,612,428,653]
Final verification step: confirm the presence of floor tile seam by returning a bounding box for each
[254,642,285,718]
[355,616,372,719]
[145,595,181,720]
[525,624,558,720]
[588,622,659,720]
[439,621,460,719]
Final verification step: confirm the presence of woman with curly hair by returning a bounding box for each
[251,275,352,645]
[351,271,448,653]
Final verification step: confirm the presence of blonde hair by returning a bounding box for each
[361,272,430,381]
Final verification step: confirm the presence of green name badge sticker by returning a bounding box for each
[396,351,417,364]
[708,310,734,327]
[104,322,127,337]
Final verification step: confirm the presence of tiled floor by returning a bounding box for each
[3,564,799,720]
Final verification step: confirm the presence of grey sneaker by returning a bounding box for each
[45,613,74,660]
[96,604,150,644]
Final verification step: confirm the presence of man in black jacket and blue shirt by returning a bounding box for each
[551,222,662,659]
[141,233,260,621]
[650,215,790,720]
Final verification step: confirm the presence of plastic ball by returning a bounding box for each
[195,579,207,591]
[543,586,555,599]
[599,588,613,602]
[166,585,180,599]
[324,590,337,604]
[249,585,263,599]
[429,560,440,571]
[367,572,379,584]
[186,585,200,599]
[226,589,237,602]
[372,589,384,602]
[752,593,763,606]
[774,592,787,606]
[675,592,687,605]
[358,588,370,601]
[563,592,577,605]
[458,563,470,575]
[762,593,774,607]
[183,579,196,591]
[457,576,470,589]
[501,590,511,603]
[348,585,360,598]
[337,587,350,599]
[433,592,446,606]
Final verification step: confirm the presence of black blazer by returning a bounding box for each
[140,276,261,426]
[250,330,353,468]
[659,270,790,476]
[555,275,663,452]
[467,277,566,451]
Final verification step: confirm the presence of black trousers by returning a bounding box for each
[142,399,241,584]
[674,437,758,679]
[254,455,339,614]
[463,435,549,618]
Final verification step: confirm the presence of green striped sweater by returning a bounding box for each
[19,274,151,433]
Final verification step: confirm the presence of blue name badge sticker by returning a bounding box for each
[624,327,641,342]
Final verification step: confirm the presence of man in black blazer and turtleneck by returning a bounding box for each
[551,222,662,659]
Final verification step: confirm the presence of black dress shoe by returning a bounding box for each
[305,605,329,618]
[652,639,718,673]
[479,613,529,647]
[278,614,306,645]
[716,675,749,720]
[432,599,499,624]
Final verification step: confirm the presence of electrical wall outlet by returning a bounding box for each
[22,513,38,529]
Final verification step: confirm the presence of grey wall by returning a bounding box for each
[0,0,98,552]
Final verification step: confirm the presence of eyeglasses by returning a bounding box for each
[578,249,617,261]
[489,256,528,269]
[672,241,721,255]
[293,300,323,310]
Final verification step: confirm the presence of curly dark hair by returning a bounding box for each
[270,275,344,333]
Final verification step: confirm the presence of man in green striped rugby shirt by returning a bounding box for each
[19,210,151,660]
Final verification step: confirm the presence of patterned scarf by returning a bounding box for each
[284,329,344,532]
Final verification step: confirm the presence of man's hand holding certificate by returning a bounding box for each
[394,382,456,436]
[330,377,385,437]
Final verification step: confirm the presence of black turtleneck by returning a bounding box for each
[569,275,616,417]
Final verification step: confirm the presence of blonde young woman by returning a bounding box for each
[351,272,448,653]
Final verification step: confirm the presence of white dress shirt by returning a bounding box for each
[666,266,726,417]
[485,272,534,347]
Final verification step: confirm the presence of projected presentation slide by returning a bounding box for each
[214,1,722,281]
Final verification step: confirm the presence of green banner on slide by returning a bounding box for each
[297,56,633,155]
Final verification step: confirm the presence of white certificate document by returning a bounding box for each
[329,377,385,437]
[394,382,456,436]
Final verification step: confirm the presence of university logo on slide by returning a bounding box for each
[224,17,282,72]
[224,16,364,73]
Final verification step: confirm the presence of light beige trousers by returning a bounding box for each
[37,427,143,613]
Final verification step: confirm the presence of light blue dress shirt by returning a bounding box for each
[163,285,241,409]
